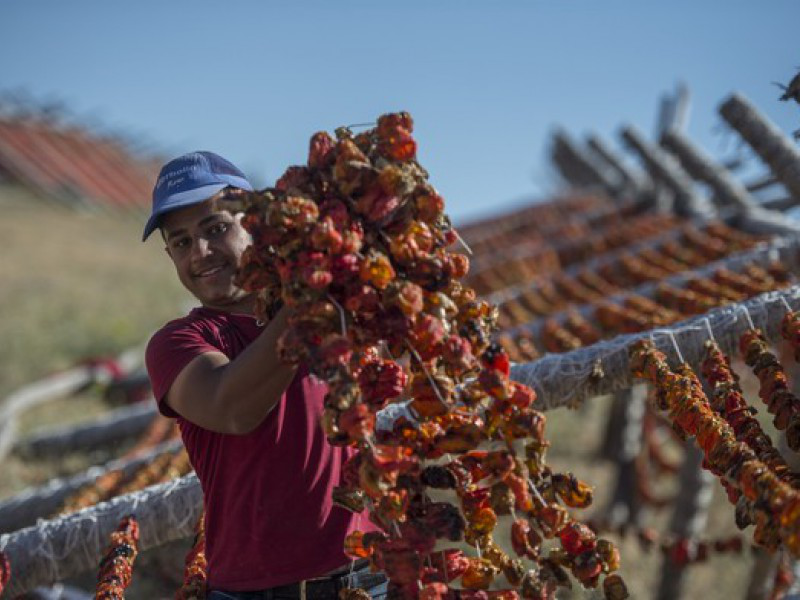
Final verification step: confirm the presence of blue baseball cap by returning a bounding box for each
[142,151,254,241]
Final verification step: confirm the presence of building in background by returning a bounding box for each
[0,99,159,212]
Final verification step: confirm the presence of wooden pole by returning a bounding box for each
[599,385,647,530]
[746,174,780,194]
[586,134,651,199]
[0,368,96,462]
[738,208,800,236]
[746,549,781,600]
[0,439,183,534]
[0,474,202,597]
[620,125,712,218]
[509,284,800,411]
[660,128,756,212]
[719,93,800,200]
[656,444,715,600]
[15,401,157,457]
[550,129,618,194]
[671,82,692,133]
[655,82,691,138]
[0,346,143,462]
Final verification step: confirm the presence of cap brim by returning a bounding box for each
[141,183,230,241]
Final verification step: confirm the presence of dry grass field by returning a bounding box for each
[0,186,189,497]
[0,187,781,599]
[0,185,190,399]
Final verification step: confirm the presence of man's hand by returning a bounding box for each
[165,304,298,434]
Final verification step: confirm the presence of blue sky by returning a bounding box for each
[1,1,798,224]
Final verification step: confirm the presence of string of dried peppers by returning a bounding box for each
[738,327,800,451]
[489,222,760,318]
[175,515,207,600]
[218,112,627,599]
[497,261,792,360]
[585,520,746,566]
[701,340,799,485]
[95,516,139,599]
[781,310,800,361]
[630,340,800,556]
[0,550,9,597]
[58,448,191,517]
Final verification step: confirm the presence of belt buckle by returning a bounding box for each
[303,577,340,600]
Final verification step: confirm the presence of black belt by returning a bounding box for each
[219,560,383,600]
[263,577,342,599]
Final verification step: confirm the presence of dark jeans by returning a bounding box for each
[207,563,387,600]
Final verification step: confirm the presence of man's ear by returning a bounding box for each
[160,229,171,257]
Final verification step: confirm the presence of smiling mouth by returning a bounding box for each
[193,264,227,278]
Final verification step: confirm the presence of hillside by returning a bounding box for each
[0,186,191,400]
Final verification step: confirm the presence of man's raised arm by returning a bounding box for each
[165,305,298,434]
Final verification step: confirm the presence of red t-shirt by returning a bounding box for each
[145,306,367,591]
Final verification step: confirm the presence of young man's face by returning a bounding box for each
[161,200,254,313]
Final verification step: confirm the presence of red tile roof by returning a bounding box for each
[0,116,159,209]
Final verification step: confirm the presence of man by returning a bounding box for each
[143,151,385,599]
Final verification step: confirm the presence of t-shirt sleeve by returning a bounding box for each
[145,321,223,418]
